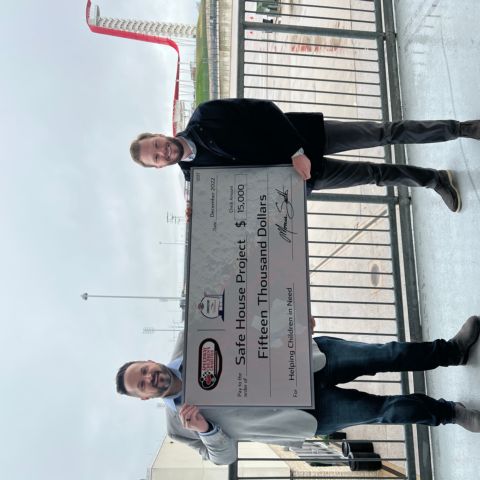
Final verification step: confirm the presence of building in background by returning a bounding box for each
[147,437,289,480]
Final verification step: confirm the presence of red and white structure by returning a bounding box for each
[85,1,196,133]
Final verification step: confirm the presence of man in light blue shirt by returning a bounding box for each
[116,316,480,465]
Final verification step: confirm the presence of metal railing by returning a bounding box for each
[232,1,430,479]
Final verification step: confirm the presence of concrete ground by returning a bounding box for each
[394,1,480,478]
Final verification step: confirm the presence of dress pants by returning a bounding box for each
[304,336,459,434]
[313,120,461,190]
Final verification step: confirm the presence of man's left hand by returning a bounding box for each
[179,403,210,433]
[292,154,312,180]
[185,201,192,223]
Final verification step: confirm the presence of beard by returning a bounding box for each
[154,366,175,397]
[170,137,184,163]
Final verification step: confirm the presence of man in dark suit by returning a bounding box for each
[116,316,480,465]
[129,99,480,212]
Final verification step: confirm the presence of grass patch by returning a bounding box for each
[195,0,210,105]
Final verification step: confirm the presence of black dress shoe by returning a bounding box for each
[434,170,461,213]
[449,316,480,364]
[460,120,480,140]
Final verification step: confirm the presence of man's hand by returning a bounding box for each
[310,315,316,333]
[292,154,311,180]
[179,403,210,433]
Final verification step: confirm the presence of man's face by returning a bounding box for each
[124,361,178,400]
[139,135,184,168]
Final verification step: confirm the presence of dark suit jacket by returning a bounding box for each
[177,99,325,191]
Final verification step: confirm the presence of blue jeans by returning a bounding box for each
[305,336,458,434]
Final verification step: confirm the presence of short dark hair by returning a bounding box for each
[129,133,159,167]
[116,361,139,395]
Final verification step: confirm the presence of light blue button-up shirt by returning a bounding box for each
[179,137,197,162]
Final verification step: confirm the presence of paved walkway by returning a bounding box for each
[395,1,480,478]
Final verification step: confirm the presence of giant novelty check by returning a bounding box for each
[184,166,313,407]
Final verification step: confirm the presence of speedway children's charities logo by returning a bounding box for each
[198,338,222,390]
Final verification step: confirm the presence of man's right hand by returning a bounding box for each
[179,403,210,433]
[292,154,312,180]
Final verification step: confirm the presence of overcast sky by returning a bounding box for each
[0,1,198,479]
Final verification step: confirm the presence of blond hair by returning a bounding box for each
[129,132,159,167]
